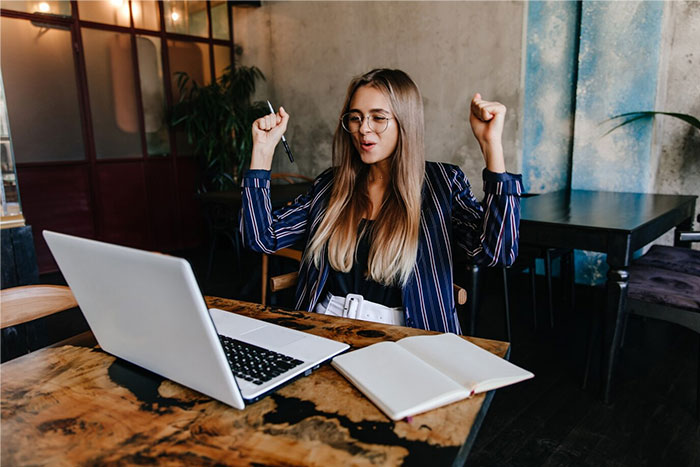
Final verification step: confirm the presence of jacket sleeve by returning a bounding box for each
[238,169,315,254]
[452,167,523,267]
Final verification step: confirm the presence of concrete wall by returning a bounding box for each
[653,1,700,219]
[233,1,525,192]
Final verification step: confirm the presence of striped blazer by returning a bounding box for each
[239,161,523,333]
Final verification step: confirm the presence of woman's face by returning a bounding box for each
[348,85,399,166]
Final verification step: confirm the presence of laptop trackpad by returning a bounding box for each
[240,325,305,348]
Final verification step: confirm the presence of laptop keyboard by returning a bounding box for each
[219,335,304,385]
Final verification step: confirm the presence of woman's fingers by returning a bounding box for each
[470,93,506,122]
[255,110,286,132]
[278,106,290,132]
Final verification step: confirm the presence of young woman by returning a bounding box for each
[240,69,522,333]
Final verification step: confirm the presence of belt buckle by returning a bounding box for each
[343,293,364,319]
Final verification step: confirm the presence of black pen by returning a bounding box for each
[266,100,294,163]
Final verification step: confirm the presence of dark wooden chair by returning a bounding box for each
[465,246,574,343]
[589,217,700,417]
[467,192,576,342]
[624,236,700,418]
[261,248,303,305]
[262,248,467,310]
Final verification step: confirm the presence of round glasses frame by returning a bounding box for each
[340,112,394,134]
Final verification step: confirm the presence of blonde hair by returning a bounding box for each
[306,69,425,286]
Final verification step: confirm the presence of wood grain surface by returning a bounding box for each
[0,284,78,328]
[1,297,508,466]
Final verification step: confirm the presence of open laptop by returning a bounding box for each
[43,230,349,409]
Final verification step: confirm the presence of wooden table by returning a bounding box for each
[519,189,697,402]
[1,297,509,466]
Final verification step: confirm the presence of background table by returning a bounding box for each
[1,297,509,466]
[197,182,312,280]
[519,189,697,402]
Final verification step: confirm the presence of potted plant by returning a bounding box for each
[171,47,268,192]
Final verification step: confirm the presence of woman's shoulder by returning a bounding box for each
[313,167,335,186]
[425,161,465,182]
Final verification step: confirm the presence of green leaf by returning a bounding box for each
[603,111,700,136]
[166,47,265,190]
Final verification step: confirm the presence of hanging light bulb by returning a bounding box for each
[171,10,180,22]
[131,2,141,21]
[38,2,50,12]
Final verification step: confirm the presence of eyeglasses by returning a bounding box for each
[340,112,394,134]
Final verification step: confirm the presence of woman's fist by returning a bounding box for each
[250,106,290,170]
[469,93,506,149]
[468,93,506,173]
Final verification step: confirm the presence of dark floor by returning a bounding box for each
[36,242,700,466]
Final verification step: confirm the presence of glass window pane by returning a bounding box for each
[136,36,170,157]
[77,0,131,27]
[213,45,231,80]
[164,0,208,37]
[1,73,22,219]
[82,29,142,159]
[1,1,71,16]
[168,40,210,157]
[1,17,84,163]
[168,40,211,101]
[211,1,229,40]
[132,0,160,30]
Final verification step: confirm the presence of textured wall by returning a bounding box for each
[653,1,700,230]
[521,1,579,193]
[233,1,525,192]
[571,1,665,193]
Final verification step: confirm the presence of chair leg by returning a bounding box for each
[468,263,481,336]
[567,250,576,312]
[582,294,600,390]
[697,335,700,420]
[529,265,538,330]
[261,254,269,305]
[618,308,630,349]
[206,235,218,282]
[502,268,512,342]
[545,249,554,328]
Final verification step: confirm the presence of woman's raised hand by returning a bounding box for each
[250,107,290,170]
[469,93,506,173]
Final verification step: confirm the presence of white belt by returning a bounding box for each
[315,292,405,326]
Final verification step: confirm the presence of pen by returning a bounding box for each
[266,100,294,163]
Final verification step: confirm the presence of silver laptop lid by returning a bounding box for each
[43,230,245,409]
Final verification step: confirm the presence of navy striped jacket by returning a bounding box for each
[239,161,523,333]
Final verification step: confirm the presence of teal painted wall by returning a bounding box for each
[522,0,666,285]
[521,1,579,194]
[572,1,665,192]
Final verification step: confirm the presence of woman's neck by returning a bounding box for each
[365,161,391,220]
[367,160,391,185]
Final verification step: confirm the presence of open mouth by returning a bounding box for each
[360,141,377,151]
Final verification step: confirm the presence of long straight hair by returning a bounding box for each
[306,69,425,286]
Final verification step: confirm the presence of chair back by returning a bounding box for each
[1,285,78,329]
[262,248,303,304]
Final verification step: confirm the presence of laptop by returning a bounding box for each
[43,230,349,409]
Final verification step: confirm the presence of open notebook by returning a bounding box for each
[331,332,533,421]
